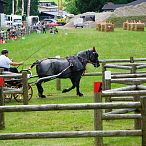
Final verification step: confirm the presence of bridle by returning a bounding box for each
[77,50,98,65]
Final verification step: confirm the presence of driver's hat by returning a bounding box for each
[1,49,8,54]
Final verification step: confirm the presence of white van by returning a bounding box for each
[74,18,84,28]
[26,16,39,26]
[5,15,22,27]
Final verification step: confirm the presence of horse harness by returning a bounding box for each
[66,56,85,72]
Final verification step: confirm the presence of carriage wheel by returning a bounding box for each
[4,84,13,103]
[13,84,33,102]
[4,94,13,103]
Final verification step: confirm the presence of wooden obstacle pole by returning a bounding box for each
[134,95,141,129]
[111,73,146,79]
[0,130,142,140]
[56,79,61,90]
[22,71,29,105]
[104,71,111,112]
[111,97,134,101]
[94,92,103,146]
[104,64,132,70]
[0,102,140,112]
[102,113,141,120]
[141,97,146,146]
[104,108,135,114]
[102,61,106,90]
[102,90,146,97]
[110,78,146,85]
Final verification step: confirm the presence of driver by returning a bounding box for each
[0,49,23,73]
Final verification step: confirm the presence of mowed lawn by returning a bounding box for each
[0,27,146,146]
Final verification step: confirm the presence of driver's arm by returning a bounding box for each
[10,61,23,66]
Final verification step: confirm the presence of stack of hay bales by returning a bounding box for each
[96,22,114,32]
[123,20,145,31]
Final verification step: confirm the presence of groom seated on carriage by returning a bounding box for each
[0,49,23,73]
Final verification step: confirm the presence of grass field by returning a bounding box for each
[0,27,146,146]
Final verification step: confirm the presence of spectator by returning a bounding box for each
[53,27,58,34]
[0,49,23,73]
[49,27,53,33]
[42,22,46,33]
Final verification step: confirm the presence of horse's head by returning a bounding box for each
[87,47,100,67]
[77,47,100,68]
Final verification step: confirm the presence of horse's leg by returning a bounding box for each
[62,78,75,93]
[62,75,83,97]
[36,82,46,98]
[75,76,83,97]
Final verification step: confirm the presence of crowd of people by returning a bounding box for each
[0,21,59,44]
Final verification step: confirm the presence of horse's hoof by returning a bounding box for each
[77,93,84,96]
[62,89,68,93]
[38,95,46,98]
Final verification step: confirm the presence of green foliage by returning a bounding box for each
[4,0,39,16]
[107,15,146,27]
[64,0,136,14]
[76,0,103,13]
[0,28,145,145]
[112,0,135,4]
[4,0,16,15]
[64,0,79,14]
[65,0,106,14]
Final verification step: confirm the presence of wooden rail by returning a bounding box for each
[0,93,146,146]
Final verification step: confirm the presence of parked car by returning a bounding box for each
[74,18,84,28]
[43,19,58,25]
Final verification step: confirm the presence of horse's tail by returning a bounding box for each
[29,60,40,70]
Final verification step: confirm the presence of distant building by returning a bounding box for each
[38,1,68,20]
[102,0,146,12]
[0,0,7,13]
[39,1,57,7]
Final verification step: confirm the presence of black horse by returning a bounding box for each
[30,47,100,98]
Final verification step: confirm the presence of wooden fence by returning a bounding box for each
[0,91,146,145]
[0,70,29,129]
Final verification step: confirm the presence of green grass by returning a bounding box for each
[0,28,146,145]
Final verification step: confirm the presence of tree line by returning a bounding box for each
[4,0,39,16]
[65,0,136,14]
[4,0,135,16]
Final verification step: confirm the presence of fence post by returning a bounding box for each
[105,71,112,113]
[22,71,28,105]
[0,68,5,129]
[56,79,61,91]
[131,63,141,129]
[102,61,106,91]
[134,95,141,129]
[130,57,134,63]
[94,91,103,146]
[141,97,146,146]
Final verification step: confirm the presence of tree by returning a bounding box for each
[76,0,104,13]
[65,0,107,14]
[4,0,16,15]
[64,0,79,15]
[4,0,39,16]
[109,0,135,4]
[64,0,136,14]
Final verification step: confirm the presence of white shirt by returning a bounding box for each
[0,55,12,68]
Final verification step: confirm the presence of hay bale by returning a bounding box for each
[135,23,145,31]
[96,23,101,31]
[105,23,114,32]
